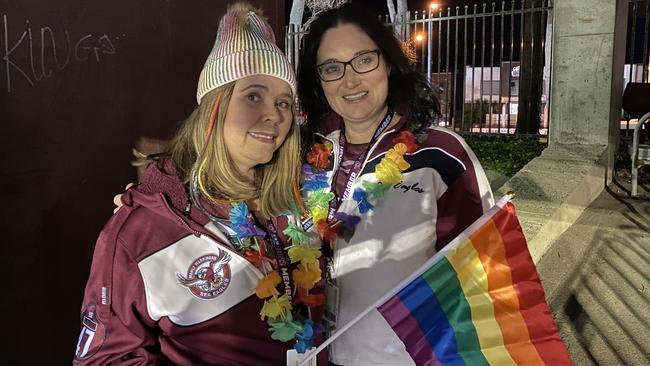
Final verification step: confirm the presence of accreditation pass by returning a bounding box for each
[287,348,316,366]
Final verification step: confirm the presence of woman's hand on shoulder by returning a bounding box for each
[113,183,136,213]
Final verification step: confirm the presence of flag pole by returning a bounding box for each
[297,193,515,365]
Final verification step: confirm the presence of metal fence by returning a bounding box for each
[286,0,553,138]
[622,0,650,134]
[626,0,650,85]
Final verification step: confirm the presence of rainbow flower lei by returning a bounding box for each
[304,130,419,242]
[190,170,324,353]
[253,209,326,352]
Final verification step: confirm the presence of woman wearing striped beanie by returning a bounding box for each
[75,2,325,365]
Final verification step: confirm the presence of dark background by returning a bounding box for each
[285,0,494,20]
[0,0,283,364]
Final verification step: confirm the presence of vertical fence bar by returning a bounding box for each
[641,1,650,83]
[453,6,460,131]
[427,8,433,82]
[490,2,496,135]
[412,10,417,63]
[546,0,555,138]
[413,11,417,73]
[445,8,454,129]
[413,11,416,64]
[413,10,418,73]
[481,3,487,133]
[625,2,632,135]
[422,10,427,74]
[462,5,469,132]
[533,0,548,135]
[518,0,525,136]
[526,0,534,137]
[627,1,637,83]
[499,1,505,133]
[472,4,477,134]
[508,0,515,132]
[527,0,537,137]
[421,10,431,75]
[438,9,443,124]
[417,10,421,74]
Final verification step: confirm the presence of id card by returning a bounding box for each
[286,348,316,366]
[324,282,339,340]
[324,282,339,323]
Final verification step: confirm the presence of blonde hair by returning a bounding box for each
[170,83,301,218]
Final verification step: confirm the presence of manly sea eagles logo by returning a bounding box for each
[176,251,232,299]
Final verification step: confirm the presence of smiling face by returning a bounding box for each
[317,23,390,127]
[222,75,293,177]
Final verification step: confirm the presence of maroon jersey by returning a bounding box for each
[74,165,325,365]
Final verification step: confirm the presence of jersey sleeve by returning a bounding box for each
[73,211,161,365]
[430,129,494,250]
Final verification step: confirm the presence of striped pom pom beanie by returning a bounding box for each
[196,2,296,104]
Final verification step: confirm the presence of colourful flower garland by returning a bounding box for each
[304,130,419,242]
[253,207,326,351]
[190,171,324,353]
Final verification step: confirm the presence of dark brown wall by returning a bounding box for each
[0,0,284,363]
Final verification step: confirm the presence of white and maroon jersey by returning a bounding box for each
[314,110,494,366]
[74,165,325,365]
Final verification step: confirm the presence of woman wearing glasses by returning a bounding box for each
[298,3,493,365]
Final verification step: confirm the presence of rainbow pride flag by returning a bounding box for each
[297,196,572,366]
[377,198,571,365]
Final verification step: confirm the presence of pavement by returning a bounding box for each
[485,144,650,365]
[497,144,608,263]
[535,182,650,365]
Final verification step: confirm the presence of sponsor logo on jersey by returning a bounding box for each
[176,250,232,299]
[393,181,425,194]
[74,304,106,361]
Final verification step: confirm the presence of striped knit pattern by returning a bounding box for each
[197,8,296,103]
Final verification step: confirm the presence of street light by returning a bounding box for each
[430,3,440,11]
[415,33,425,43]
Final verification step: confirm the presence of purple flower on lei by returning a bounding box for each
[334,212,361,231]
[233,223,266,238]
[302,164,329,191]
[229,201,265,238]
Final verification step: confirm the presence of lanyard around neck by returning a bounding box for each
[193,190,294,301]
[328,111,393,218]
[265,219,294,302]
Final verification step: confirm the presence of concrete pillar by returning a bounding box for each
[498,0,631,262]
[549,0,629,181]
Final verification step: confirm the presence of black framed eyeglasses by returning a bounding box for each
[316,50,381,82]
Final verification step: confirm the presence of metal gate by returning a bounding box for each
[286,0,553,138]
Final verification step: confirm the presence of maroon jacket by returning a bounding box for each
[74,165,324,365]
